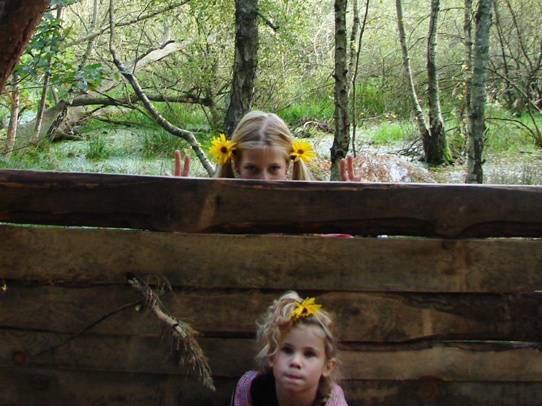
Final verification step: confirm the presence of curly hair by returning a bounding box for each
[214,111,314,180]
[254,291,340,398]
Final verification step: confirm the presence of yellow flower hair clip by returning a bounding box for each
[291,297,321,322]
[208,134,237,165]
[290,139,317,163]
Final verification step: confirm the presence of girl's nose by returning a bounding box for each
[289,353,302,368]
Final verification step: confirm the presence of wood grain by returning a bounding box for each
[1,331,541,382]
[1,225,541,293]
[2,169,542,237]
[1,286,541,342]
[2,170,542,405]
[2,367,542,405]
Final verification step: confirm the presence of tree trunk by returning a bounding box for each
[395,0,431,157]
[223,0,259,138]
[4,75,20,160]
[46,0,99,141]
[33,70,51,145]
[466,0,493,184]
[0,0,50,93]
[426,0,452,165]
[348,0,370,158]
[461,0,473,151]
[330,0,350,181]
[492,1,513,110]
[33,6,63,144]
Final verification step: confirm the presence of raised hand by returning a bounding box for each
[165,150,191,177]
[340,154,363,182]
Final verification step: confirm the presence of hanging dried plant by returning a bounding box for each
[127,273,215,391]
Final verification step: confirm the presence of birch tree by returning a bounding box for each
[396,0,452,165]
[466,0,493,183]
[461,0,473,147]
[395,0,431,159]
[426,0,452,164]
[3,75,19,159]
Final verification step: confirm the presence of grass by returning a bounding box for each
[365,120,415,145]
[2,97,542,184]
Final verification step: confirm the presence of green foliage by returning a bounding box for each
[14,13,66,79]
[366,120,414,145]
[51,0,80,6]
[279,91,334,124]
[85,134,115,160]
[4,0,541,182]
[140,129,184,158]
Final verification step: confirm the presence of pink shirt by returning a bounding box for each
[231,370,349,406]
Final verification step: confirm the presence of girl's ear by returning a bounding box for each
[322,358,336,378]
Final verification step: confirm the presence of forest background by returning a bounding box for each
[1,0,541,184]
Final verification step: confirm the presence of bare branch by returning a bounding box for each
[108,0,214,176]
[70,94,213,107]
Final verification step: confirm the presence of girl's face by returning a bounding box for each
[234,148,289,180]
[269,324,335,405]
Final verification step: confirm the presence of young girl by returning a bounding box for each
[231,291,349,406]
[168,110,362,182]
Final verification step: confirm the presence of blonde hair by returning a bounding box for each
[214,111,313,180]
[255,291,340,398]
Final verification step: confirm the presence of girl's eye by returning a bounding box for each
[304,351,317,358]
[281,347,294,355]
[270,166,280,172]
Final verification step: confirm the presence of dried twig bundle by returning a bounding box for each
[127,273,215,391]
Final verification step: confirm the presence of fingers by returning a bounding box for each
[340,155,362,182]
[340,158,348,181]
[347,155,355,180]
[180,154,190,177]
[173,150,182,176]
[165,150,190,177]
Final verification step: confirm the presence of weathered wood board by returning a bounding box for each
[1,169,542,405]
[2,169,542,237]
[1,226,542,293]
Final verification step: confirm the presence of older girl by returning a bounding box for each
[168,110,361,182]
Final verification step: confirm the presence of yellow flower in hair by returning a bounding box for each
[290,139,317,163]
[291,297,321,321]
[208,134,237,165]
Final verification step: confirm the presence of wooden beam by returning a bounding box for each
[1,331,541,381]
[2,170,542,237]
[1,225,542,293]
[1,286,541,342]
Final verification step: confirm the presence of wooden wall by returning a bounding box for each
[1,169,541,405]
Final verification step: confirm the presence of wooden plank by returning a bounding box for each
[341,380,542,405]
[1,225,542,293]
[2,286,541,342]
[2,367,542,406]
[341,344,542,382]
[2,169,542,237]
[0,366,233,406]
[1,331,542,382]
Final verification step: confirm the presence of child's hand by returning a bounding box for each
[340,154,362,182]
[165,150,191,177]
